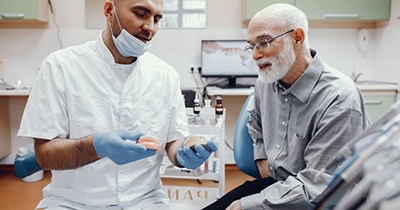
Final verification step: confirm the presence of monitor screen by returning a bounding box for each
[201,40,259,78]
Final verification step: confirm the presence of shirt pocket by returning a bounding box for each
[68,93,114,138]
[287,129,307,173]
[130,97,171,141]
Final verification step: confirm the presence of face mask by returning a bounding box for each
[109,4,151,57]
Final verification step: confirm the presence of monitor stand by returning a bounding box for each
[217,77,253,89]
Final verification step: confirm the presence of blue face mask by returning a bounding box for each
[109,5,151,57]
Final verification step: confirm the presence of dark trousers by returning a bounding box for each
[202,177,277,210]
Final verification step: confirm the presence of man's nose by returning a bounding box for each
[142,19,156,35]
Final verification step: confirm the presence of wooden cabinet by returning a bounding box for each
[0,0,49,28]
[244,0,391,28]
[0,90,30,162]
[0,98,11,160]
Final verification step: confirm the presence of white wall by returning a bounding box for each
[1,0,400,87]
[0,0,400,162]
[372,0,400,84]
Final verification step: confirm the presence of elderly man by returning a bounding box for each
[203,3,370,210]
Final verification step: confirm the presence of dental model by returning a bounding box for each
[136,135,162,151]
[183,135,210,151]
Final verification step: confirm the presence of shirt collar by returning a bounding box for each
[275,49,324,103]
[95,30,139,71]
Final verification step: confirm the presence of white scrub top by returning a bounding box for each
[18,31,190,208]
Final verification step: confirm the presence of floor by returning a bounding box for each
[0,165,253,209]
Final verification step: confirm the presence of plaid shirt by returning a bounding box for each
[243,49,371,210]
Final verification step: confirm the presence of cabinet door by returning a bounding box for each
[245,0,295,20]
[0,99,11,159]
[296,0,390,20]
[0,0,47,21]
[363,94,396,123]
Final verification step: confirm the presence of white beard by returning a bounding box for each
[257,39,296,84]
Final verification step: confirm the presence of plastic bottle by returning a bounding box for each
[202,99,215,125]
[193,92,201,114]
[215,96,224,115]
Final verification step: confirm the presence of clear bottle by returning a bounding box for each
[202,99,215,125]
[193,92,201,114]
[215,96,224,115]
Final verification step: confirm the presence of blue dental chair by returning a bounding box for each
[14,150,41,179]
[233,92,261,179]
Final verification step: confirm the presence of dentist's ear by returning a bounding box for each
[104,1,114,19]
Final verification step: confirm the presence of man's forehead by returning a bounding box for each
[248,20,278,41]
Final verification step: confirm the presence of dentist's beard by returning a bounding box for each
[257,42,296,84]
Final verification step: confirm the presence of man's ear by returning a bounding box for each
[293,27,305,45]
[104,1,113,19]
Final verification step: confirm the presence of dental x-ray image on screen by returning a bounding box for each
[201,40,258,88]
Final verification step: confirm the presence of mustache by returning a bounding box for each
[256,58,273,67]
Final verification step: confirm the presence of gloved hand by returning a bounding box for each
[93,129,156,165]
[177,139,218,169]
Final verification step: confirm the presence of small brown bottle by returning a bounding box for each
[215,96,224,115]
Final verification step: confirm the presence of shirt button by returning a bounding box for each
[284,98,288,102]
[269,166,273,171]
[281,121,286,126]
[276,145,280,149]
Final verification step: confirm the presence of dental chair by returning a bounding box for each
[14,150,41,179]
[233,92,261,179]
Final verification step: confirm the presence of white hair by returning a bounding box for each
[255,3,310,51]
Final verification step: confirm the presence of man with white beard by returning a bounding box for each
[203,3,371,210]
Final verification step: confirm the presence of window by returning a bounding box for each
[160,0,206,29]
[84,0,206,29]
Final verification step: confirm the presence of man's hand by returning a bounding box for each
[226,200,242,210]
[177,138,217,169]
[256,159,270,178]
[93,129,156,165]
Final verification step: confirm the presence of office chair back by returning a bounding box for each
[233,92,261,179]
[181,89,197,107]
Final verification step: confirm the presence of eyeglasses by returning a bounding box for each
[244,29,294,54]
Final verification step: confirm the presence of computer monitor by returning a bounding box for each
[201,40,259,88]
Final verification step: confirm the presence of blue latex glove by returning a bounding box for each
[177,139,218,169]
[93,129,156,165]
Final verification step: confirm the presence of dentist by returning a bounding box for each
[18,0,217,209]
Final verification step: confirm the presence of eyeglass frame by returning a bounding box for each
[244,29,295,54]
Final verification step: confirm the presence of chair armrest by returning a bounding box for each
[14,151,42,178]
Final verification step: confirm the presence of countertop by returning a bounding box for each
[207,83,400,96]
[0,89,30,96]
[1,83,399,97]
[357,84,399,91]
[356,80,399,91]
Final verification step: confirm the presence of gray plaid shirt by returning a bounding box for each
[242,49,371,210]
